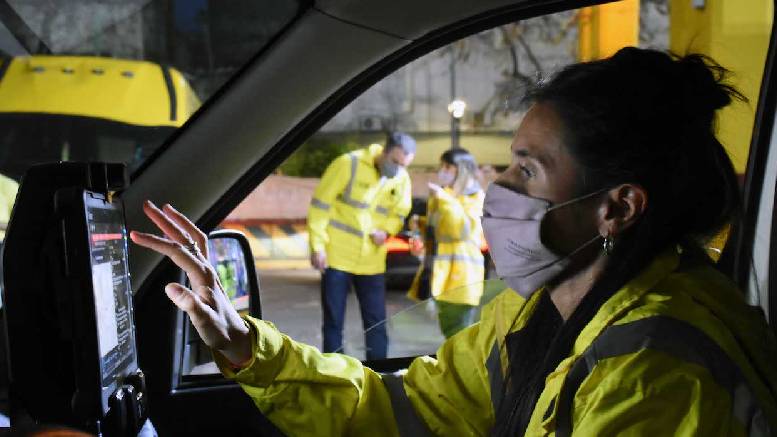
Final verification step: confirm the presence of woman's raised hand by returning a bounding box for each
[130,201,252,366]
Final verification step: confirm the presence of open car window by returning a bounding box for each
[341,279,509,359]
[179,1,773,377]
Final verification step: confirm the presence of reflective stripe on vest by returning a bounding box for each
[434,254,482,264]
[310,198,331,211]
[328,219,364,238]
[337,193,370,209]
[337,153,370,209]
[376,205,389,216]
[486,340,505,415]
[437,235,481,248]
[555,316,772,437]
[382,373,432,437]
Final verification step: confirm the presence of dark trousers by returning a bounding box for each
[321,268,388,360]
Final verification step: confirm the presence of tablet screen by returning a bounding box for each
[85,192,136,389]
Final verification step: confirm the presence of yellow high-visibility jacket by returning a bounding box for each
[408,187,485,305]
[307,145,412,275]
[216,247,777,436]
[0,173,18,234]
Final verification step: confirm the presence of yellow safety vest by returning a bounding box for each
[307,145,412,275]
[216,247,777,436]
[0,173,18,240]
[408,188,485,305]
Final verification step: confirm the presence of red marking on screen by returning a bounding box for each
[91,233,123,242]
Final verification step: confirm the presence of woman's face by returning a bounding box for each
[496,102,601,256]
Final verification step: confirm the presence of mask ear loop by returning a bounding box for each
[544,187,611,259]
[547,187,610,212]
[567,234,604,258]
[519,234,603,279]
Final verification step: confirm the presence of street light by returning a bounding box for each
[448,99,467,119]
[448,99,466,149]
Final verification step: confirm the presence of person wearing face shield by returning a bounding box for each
[132,48,777,437]
[304,132,415,359]
[407,148,485,338]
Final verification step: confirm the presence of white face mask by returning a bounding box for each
[481,183,604,298]
[437,169,456,187]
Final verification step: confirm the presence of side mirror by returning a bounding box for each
[206,229,262,318]
[175,230,262,380]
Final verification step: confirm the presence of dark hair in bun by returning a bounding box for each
[531,46,744,251]
[493,47,746,436]
[676,52,743,117]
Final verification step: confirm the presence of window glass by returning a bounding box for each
[0,0,299,235]
[193,0,773,371]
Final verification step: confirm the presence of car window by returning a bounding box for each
[179,1,774,373]
[340,279,509,359]
[0,0,300,237]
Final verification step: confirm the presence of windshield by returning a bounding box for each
[0,0,300,181]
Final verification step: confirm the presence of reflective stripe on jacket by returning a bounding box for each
[408,187,485,306]
[307,144,412,275]
[216,248,777,436]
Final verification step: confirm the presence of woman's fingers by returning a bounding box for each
[157,204,217,287]
[132,203,249,361]
[162,204,209,259]
[165,284,226,346]
[165,283,206,320]
[142,201,202,258]
[130,231,212,289]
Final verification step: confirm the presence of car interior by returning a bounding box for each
[1,0,776,435]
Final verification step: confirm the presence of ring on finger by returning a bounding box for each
[185,240,200,256]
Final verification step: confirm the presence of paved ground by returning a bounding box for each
[258,268,446,360]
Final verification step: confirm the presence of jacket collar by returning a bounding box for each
[363,144,384,165]
[567,246,681,357]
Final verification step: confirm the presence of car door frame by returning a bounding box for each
[144,0,777,433]
[131,0,647,434]
[720,0,777,329]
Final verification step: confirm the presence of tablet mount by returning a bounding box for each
[3,162,147,436]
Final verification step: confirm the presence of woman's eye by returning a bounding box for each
[519,165,533,178]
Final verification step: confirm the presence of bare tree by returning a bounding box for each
[445,12,577,123]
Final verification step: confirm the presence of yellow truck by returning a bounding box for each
[0,55,200,180]
[0,55,200,235]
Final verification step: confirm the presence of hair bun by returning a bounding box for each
[609,48,744,124]
[676,54,745,120]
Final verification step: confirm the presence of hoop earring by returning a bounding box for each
[603,233,615,255]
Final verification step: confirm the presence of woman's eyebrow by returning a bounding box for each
[513,149,530,157]
[513,148,549,167]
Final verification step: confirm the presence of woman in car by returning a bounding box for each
[131,47,777,436]
[407,148,486,338]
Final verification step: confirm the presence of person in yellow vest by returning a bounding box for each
[307,132,414,359]
[132,48,777,436]
[0,173,18,241]
[408,148,485,338]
